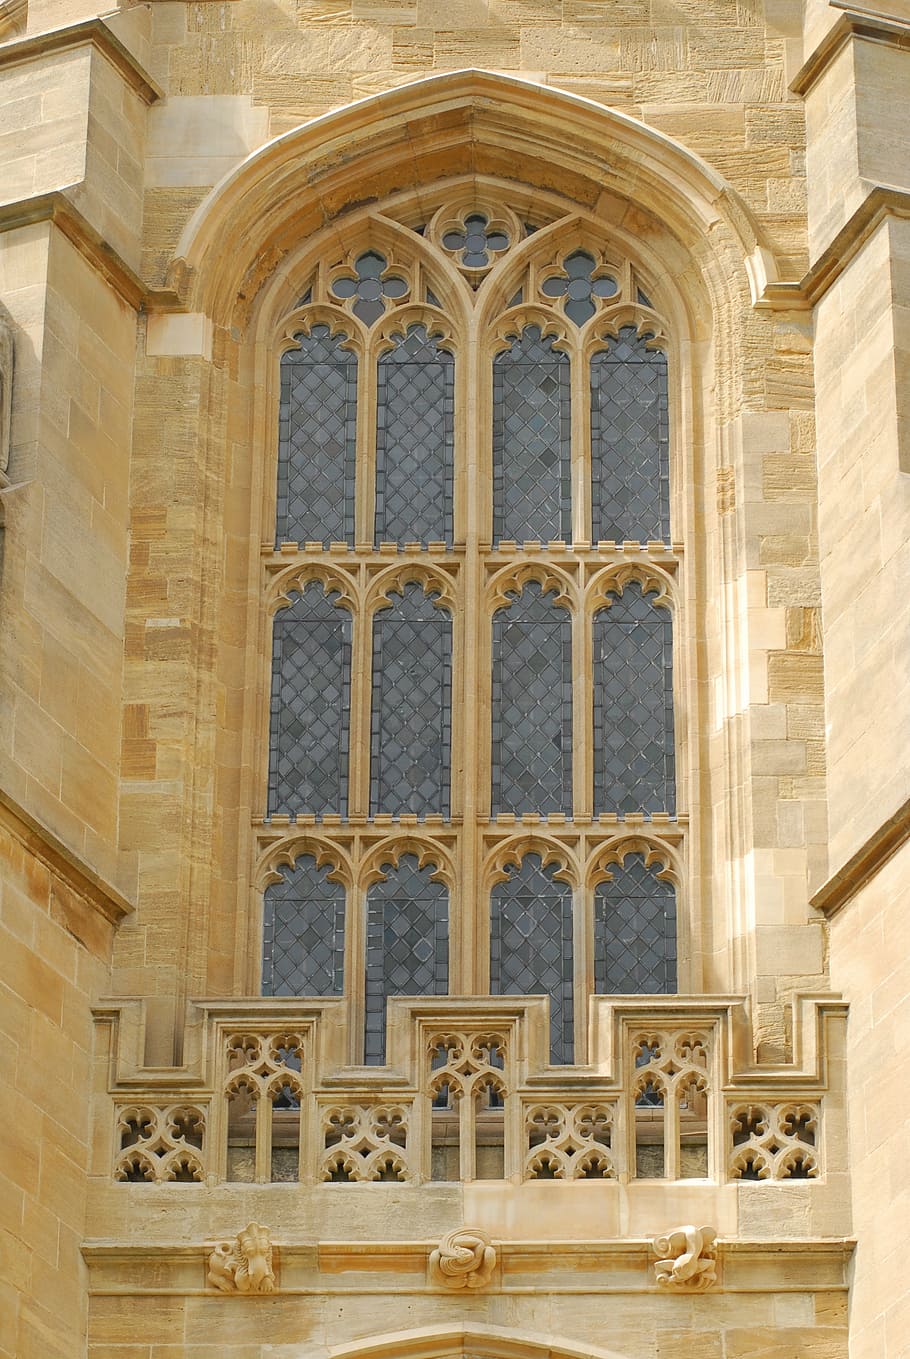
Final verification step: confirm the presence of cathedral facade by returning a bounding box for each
[0,0,907,1355]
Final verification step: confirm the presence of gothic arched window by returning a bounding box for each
[261,195,681,1066]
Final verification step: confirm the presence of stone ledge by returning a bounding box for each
[0,785,134,927]
[800,185,910,303]
[0,192,148,309]
[810,794,910,917]
[791,7,910,98]
[0,15,162,104]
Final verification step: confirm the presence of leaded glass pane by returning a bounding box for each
[490,854,574,1063]
[370,583,452,816]
[491,581,572,815]
[375,326,453,546]
[268,581,351,815]
[262,855,345,996]
[593,582,675,815]
[276,326,356,547]
[492,326,571,543]
[591,327,669,543]
[594,854,676,993]
[364,854,448,1064]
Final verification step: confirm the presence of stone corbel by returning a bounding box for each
[206,1222,277,1294]
[652,1225,717,1291]
[428,1228,497,1290]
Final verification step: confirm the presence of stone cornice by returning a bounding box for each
[791,7,910,97]
[811,795,910,917]
[0,786,134,927]
[0,15,163,104]
[0,192,148,310]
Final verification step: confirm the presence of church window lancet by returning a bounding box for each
[259,186,684,1073]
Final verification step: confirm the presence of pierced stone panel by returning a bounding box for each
[276,325,356,547]
[632,1030,711,1179]
[524,1102,616,1180]
[224,1032,304,1183]
[492,326,571,544]
[261,854,346,997]
[268,582,351,816]
[375,325,454,546]
[593,582,675,816]
[370,583,452,817]
[490,855,574,1064]
[541,250,619,326]
[491,581,572,815]
[364,854,449,1065]
[729,1102,820,1181]
[114,1104,205,1183]
[330,250,409,325]
[591,327,669,543]
[320,1103,411,1181]
[594,853,676,994]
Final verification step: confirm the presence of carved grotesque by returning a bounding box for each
[428,1227,496,1290]
[207,1222,276,1293]
[652,1224,717,1291]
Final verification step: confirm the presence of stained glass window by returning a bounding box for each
[492,326,571,543]
[491,581,572,815]
[594,854,676,993]
[375,326,453,545]
[276,326,356,547]
[364,854,449,1064]
[370,583,452,816]
[262,855,346,996]
[593,582,675,815]
[591,327,669,543]
[490,854,574,1063]
[268,581,351,815]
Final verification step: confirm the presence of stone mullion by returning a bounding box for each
[459,313,485,994]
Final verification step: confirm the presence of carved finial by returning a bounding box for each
[428,1227,496,1290]
[206,1222,276,1294]
[652,1224,717,1291]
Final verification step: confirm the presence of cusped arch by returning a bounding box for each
[170,69,786,328]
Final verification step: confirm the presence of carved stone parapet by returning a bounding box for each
[652,1225,717,1290]
[428,1228,496,1290]
[207,1222,276,1294]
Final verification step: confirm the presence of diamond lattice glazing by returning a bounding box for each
[375,326,453,545]
[491,581,572,815]
[370,583,452,816]
[592,582,675,815]
[268,582,351,815]
[591,327,669,543]
[594,853,676,993]
[490,854,574,1063]
[276,326,356,547]
[492,326,571,543]
[262,855,346,996]
[364,854,449,1063]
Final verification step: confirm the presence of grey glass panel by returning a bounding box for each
[370,583,452,816]
[268,581,351,815]
[492,327,570,543]
[490,854,574,1063]
[276,326,356,547]
[375,326,453,545]
[491,581,572,815]
[594,853,676,993]
[364,854,448,1064]
[262,855,345,996]
[591,327,669,543]
[593,582,675,815]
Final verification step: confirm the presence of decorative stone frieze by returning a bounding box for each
[652,1225,717,1291]
[207,1223,276,1294]
[428,1229,497,1290]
